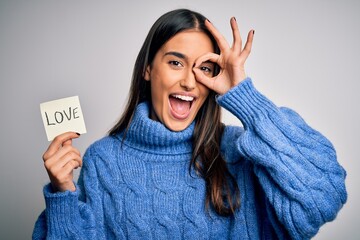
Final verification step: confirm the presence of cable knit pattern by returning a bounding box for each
[33,78,347,240]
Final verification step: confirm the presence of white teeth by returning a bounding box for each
[172,94,194,101]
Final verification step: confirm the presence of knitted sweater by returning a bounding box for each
[33,78,347,240]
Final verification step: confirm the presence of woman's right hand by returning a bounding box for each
[42,132,82,192]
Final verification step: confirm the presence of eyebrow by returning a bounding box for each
[163,51,214,65]
[164,51,187,60]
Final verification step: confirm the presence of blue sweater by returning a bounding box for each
[33,78,347,239]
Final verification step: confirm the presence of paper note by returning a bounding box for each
[40,96,87,141]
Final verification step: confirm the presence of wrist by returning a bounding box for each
[51,182,76,193]
[230,72,247,89]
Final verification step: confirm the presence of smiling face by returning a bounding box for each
[144,30,215,131]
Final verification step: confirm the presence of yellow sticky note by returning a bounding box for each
[40,96,87,141]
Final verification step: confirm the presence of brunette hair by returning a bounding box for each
[109,9,240,216]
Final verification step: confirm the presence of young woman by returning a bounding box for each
[33,9,347,239]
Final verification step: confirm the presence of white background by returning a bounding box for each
[0,0,359,239]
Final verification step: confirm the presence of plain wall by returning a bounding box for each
[0,0,359,239]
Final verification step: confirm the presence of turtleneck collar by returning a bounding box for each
[116,102,195,155]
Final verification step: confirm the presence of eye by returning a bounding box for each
[168,60,183,68]
[200,66,213,74]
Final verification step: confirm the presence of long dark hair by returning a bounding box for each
[109,9,240,216]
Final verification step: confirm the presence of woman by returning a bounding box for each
[33,9,347,239]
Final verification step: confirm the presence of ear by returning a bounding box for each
[144,65,151,81]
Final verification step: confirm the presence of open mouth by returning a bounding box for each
[169,94,196,120]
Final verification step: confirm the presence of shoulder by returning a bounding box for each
[222,125,244,140]
[221,125,244,149]
[83,134,122,162]
[220,125,244,164]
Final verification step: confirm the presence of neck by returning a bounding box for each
[116,102,195,155]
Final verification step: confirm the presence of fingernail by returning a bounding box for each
[76,132,80,136]
[233,17,236,21]
[206,18,211,23]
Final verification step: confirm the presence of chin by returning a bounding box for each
[164,119,192,132]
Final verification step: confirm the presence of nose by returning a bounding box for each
[180,69,196,91]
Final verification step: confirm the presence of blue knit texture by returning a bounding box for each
[33,78,347,240]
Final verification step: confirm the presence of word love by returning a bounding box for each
[45,107,80,125]
[40,96,87,141]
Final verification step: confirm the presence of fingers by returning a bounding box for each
[199,17,254,94]
[240,30,255,62]
[206,17,254,59]
[43,132,80,161]
[193,52,221,90]
[193,67,215,91]
[195,52,221,68]
[63,138,73,147]
[45,145,82,168]
[45,151,81,192]
[230,17,242,54]
[42,131,81,192]
[205,19,230,51]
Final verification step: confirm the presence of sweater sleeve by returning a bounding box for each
[32,145,103,240]
[217,78,347,240]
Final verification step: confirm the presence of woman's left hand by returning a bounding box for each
[193,17,254,95]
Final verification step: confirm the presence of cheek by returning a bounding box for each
[193,86,210,114]
[150,81,165,109]
[153,78,169,100]
[149,72,170,114]
[150,68,172,90]
[198,84,210,102]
